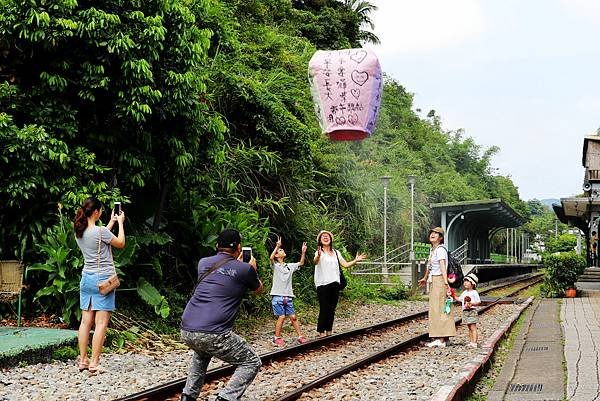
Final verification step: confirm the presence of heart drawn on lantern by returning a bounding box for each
[351,70,369,86]
[350,50,368,64]
[347,113,359,125]
[351,88,361,100]
[335,116,346,125]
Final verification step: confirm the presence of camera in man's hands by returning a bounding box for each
[242,247,252,263]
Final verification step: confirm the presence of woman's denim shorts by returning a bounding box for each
[80,272,116,311]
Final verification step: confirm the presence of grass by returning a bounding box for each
[518,282,542,298]
[464,305,529,401]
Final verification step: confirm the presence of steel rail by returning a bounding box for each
[115,273,543,401]
[273,277,542,401]
[114,311,428,401]
[479,273,544,296]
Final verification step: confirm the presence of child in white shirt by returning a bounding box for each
[455,273,481,348]
[269,236,307,346]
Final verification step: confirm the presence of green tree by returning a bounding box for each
[344,0,380,44]
[527,199,547,217]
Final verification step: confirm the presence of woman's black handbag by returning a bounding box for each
[441,246,464,288]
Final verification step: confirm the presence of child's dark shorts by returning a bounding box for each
[271,296,295,316]
[462,309,478,325]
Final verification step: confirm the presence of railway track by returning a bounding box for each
[116,273,543,401]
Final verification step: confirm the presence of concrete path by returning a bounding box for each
[562,297,600,401]
[488,299,564,401]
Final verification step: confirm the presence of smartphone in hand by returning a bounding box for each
[114,202,121,216]
[242,247,252,263]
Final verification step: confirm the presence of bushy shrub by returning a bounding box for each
[52,346,78,362]
[377,284,409,301]
[545,233,577,253]
[542,251,586,297]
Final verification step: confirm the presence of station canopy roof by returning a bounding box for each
[430,198,525,230]
[553,197,596,233]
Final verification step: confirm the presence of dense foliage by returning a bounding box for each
[1,0,528,326]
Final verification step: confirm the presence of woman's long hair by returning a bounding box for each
[74,197,102,238]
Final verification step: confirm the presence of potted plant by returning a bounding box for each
[542,252,586,298]
[564,287,577,298]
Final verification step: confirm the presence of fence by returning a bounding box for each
[351,241,468,288]
[352,260,427,287]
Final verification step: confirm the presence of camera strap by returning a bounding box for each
[191,255,235,293]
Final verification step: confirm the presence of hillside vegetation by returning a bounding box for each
[0,0,528,325]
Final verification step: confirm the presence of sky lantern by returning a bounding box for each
[308,48,382,141]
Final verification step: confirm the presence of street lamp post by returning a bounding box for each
[407,175,416,261]
[380,176,391,282]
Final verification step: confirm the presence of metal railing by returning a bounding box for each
[370,243,411,263]
[351,240,469,287]
[452,240,468,265]
[352,261,425,286]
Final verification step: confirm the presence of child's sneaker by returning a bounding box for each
[272,336,285,346]
[297,336,307,344]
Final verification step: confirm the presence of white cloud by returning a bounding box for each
[368,0,484,54]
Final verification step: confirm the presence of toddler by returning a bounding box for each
[270,236,308,346]
[455,273,481,347]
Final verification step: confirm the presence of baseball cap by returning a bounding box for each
[217,229,241,249]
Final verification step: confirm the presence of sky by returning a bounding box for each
[365,0,600,201]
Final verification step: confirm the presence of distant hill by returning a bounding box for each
[540,198,560,208]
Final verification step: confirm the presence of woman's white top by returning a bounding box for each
[314,249,341,287]
[428,246,448,276]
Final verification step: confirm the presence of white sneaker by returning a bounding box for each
[426,339,442,347]
[437,341,446,347]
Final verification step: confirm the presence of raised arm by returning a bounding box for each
[298,242,307,266]
[106,210,116,231]
[313,246,322,265]
[110,211,126,249]
[269,236,282,262]
[338,251,367,269]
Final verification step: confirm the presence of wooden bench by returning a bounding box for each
[0,260,25,326]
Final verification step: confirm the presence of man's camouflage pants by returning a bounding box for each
[180,330,262,401]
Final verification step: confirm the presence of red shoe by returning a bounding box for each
[297,336,307,344]
[272,337,285,346]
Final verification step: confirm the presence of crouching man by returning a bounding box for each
[180,229,263,401]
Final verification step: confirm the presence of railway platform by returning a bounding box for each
[487,283,600,401]
[0,326,77,368]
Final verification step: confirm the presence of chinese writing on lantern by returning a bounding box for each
[309,48,382,141]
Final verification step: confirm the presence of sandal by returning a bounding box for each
[77,360,89,372]
[88,365,108,375]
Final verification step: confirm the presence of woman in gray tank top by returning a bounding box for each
[73,197,125,374]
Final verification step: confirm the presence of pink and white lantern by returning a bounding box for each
[308,48,382,141]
